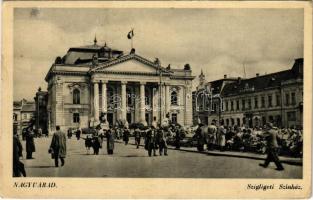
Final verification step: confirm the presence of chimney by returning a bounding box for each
[256,73,259,77]
[224,74,227,79]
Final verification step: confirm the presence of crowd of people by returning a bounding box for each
[193,122,303,158]
[70,115,175,157]
[13,112,303,176]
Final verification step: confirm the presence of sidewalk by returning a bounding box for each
[169,146,303,166]
[120,139,302,166]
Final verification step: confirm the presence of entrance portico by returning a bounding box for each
[92,78,161,126]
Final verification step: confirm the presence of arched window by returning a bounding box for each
[171,91,178,105]
[73,89,80,104]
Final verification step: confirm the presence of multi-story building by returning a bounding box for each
[45,38,195,131]
[34,87,49,134]
[193,58,303,129]
[13,99,36,134]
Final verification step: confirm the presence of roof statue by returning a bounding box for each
[94,35,97,45]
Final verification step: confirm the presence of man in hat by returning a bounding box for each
[50,126,67,167]
[146,125,158,156]
[134,125,141,149]
[158,127,168,156]
[25,126,36,159]
[259,122,284,171]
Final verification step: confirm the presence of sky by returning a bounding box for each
[13,8,304,101]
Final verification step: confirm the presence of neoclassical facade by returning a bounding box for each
[45,40,194,131]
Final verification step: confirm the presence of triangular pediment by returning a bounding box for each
[100,59,157,73]
[91,54,170,74]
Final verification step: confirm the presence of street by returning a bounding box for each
[21,137,302,178]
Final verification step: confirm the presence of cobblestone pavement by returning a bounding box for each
[20,137,302,178]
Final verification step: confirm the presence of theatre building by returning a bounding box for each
[45,39,194,131]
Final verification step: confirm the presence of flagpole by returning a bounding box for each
[131,37,133,49]
[131,28,134,49]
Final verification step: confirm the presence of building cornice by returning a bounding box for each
[90,53,171,74]
[91,70,171,77]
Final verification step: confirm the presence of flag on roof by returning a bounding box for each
[127,29,134,39]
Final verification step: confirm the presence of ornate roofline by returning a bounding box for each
[47,70,88,78]
[90,53,171,74]
[170,75,195,80]
[90,70,171,76]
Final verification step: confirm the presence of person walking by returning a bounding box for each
[145,126,157,157]
[207,122,217,150]
[123,128,130,145]
[218,125,226,152]
[13,133,26,177]
[25,126,36,159]
[76,128,81,140]
[67,128,72,139]
[174,126,181,149]
[259,123,284,171]
[134,126,141,149]
[50,126,67,167]
[106,129,115,155]
[92,135,101,155]
[195,124,205,152]
[84,135,92,154]
[158,128,168,156]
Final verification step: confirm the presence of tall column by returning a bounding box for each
[161,83,166,119]
[93,82,99,123]
[158,83,163,124]
[165,84,170,115]
[121,81,127,121]
[101,81,107,116]
[140,82,147,126]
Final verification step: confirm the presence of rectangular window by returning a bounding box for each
[254,97,258,109]
[248,99,251,110]
[171,113,177,124]
[171,91,178,105]
[73,113,80,123]
[230,101,234,111]
[127,93,133,107]
[268,95,272,107]
[225,101,228,111]
[285,93,290,106]
[261,97,265,108]
[236,100,240,110]
[127,113,132,123]
[212,103,217,113]
[242,100,245,110]
[276,94,281,106]
[291,92,296,105]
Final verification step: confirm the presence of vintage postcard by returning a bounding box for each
[0,1,312,198]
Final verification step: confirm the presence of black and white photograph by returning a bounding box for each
[2,1,312,198]
[11,7,305,179]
